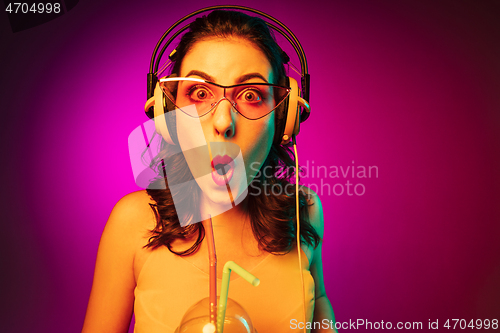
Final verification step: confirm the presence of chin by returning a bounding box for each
[196,175,249,219]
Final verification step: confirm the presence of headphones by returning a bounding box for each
[144,5,311,146]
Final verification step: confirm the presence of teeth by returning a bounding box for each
[215,164,230,175]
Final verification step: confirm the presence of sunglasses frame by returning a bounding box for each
[158,77,291,120]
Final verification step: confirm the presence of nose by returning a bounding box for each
[211,98,236,139]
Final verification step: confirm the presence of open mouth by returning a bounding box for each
[211,155,235,186]
[214,163,231,175]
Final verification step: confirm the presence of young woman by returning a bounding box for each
[83,8,336,333]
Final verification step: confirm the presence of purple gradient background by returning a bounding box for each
[1,0,499,332]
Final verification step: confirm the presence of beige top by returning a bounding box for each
[134,245,315,333]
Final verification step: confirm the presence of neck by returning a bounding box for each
[199,193,250,234]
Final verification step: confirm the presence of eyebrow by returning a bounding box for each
[186,70,215,82]
[185,70,269,84]
[236,73,269,84]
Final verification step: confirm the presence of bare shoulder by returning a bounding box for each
[102,190,158,282]
[300,185,325,238]
[107,190,156,233]
[110,190,155,221]
[100,190,157,261]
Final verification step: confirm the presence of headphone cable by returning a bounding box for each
[293,135,307,332]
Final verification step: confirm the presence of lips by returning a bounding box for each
[211,155,235,186]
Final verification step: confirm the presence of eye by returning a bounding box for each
[187,85,213,102]
[196,89,208,99]
[239,89,262,103]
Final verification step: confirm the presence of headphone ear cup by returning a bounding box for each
[152,82,175,145]
[163,89,179,145]
[274,76,289,145]
[281,77,300,145]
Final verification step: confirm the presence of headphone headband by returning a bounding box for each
[150,6,307,73]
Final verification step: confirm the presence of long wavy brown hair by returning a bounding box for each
[145,10,320,256]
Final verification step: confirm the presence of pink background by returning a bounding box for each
[1,0,499,331]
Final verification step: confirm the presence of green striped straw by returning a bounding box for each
[217,261,260,333]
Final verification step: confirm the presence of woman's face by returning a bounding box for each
[175,37,275,215]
